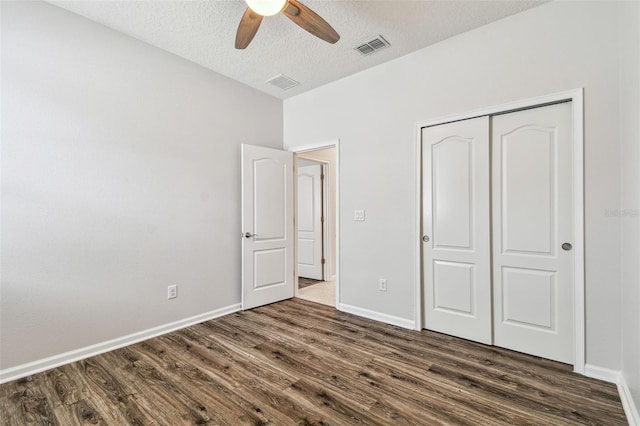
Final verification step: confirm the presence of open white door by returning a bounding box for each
[241,144,294,310]
[297,163,323,280]
[422,116,492,344]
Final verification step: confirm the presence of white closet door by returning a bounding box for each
[422,117,491,344]
[492,103,574,364]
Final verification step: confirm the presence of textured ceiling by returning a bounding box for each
[50,0,545,99]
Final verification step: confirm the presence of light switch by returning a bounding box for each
[354,209,365,221]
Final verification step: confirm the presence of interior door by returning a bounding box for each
[422,116,492,344]
[241,144,294,310]
[297,163,323,280]
[492,102,574,364]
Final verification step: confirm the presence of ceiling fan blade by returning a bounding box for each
[235,8,263,49]
[282,0,340,44]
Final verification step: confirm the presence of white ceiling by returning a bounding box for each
[50,0,545,99]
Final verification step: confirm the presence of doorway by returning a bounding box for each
[294,146,338,307]
[240,141,339,312]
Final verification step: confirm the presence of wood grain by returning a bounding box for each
[0,298,627,425]
[282,0,340,44]
[298,277,322,289]
[235,7,263,50]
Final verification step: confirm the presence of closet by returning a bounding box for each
[422,102,574,364]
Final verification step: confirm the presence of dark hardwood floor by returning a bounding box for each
[0,298,627,425]
[298,277,323,289]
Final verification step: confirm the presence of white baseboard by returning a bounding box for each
[584,364,622,384]
[619,376,640,426]
[338,303,416,330]
[584,364,639,425]
[0,303,241,384]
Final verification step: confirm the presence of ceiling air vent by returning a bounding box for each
[267,74,300,90]
[354,35,390,56]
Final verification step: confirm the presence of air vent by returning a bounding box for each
[354,35,390,56]
[267,74,300,90]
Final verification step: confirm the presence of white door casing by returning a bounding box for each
[492,103,574,364]
[422,116,492,344]
[241,144,294,310]
[297,163,323,280]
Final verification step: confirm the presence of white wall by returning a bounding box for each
[284,1,624,371]
[0,1,282,371]
[619,1,640,420]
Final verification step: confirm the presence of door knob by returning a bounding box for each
[562,242,573,251]
[243,232,257,239]
[422,235,430,243]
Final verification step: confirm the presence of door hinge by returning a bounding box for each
[321,258,326,265]
[321,173,325,180]
[321,216,324,223]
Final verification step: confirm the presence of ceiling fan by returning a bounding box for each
[235,0,340,49]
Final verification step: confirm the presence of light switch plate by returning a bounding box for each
[354,209,365,221]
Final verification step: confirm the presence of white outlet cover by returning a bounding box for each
[168,285,178,299]
[354,209,365,221]
[379,278,387,291]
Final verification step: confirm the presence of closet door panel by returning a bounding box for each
[422,117,491,344]
[433,261,474,315]
[501,128,554,254]
[492,102,574,364]
[432,139,473,249]
[501,267,555,329]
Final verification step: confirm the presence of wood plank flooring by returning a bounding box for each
[0,298,627,425]
[298,278,323,289]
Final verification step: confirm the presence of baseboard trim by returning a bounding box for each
[0,303,241,384]
[584,364,639,425]
[619,376,640,426]
[338,303,415,330]
[584,364,621,384]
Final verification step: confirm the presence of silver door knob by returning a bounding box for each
[422,235,430,243]
[562,242,572,251]
[243,232,256,239]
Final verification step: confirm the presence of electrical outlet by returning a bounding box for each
[379,278,387,292]
[167,285,178,299]
[355,209,365,221]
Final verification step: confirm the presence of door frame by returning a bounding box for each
[290,140,340,308]
[414,89,585,374]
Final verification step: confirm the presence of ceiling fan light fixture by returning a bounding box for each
[244,0,287,16]
[236,0,340,49]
